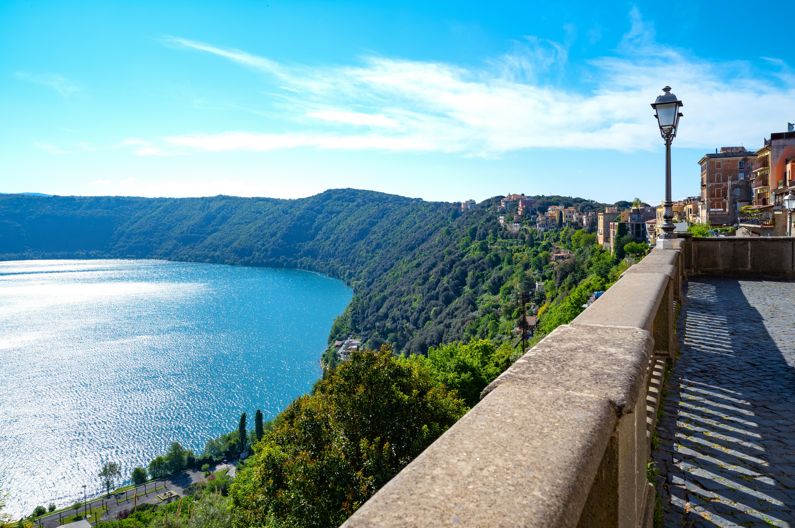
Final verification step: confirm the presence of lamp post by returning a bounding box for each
[82,484,87,518]
[651,86,684,241]
[784,190,795,237]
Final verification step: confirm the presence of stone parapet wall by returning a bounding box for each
[343,247,683,528]
[686,237,795,279]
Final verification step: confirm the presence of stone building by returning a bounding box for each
[698,146,754,226]
[597,207,618,250]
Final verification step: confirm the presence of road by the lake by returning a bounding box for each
[32,464,235,527]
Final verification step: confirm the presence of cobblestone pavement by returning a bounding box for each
[653,278,795,527]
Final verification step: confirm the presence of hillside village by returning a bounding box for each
[487,124,795,252]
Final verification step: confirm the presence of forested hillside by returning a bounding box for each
[0,190,613,354]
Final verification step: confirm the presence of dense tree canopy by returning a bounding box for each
[230,348,466,528]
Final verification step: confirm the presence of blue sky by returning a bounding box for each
[2,0,794,204]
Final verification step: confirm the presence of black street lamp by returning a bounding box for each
[651,86,684,241]
[82,484,87,518]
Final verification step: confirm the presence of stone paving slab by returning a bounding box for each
[653,278,795,527]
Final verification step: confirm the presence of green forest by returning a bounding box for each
[0,190,643,527]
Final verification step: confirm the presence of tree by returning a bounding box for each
[99,461,122,497]
[403,340,514,407]
[148,456,170,479]
[254,410,264,441]
[238,413,247,453]
[0,489,10,524]
[131,466,148,486]
[165,442,188,474]
[186,493,231,528]
[231,348,466,528]
[623,241,649,260]
[688,223,713,238]
[31,506,46,517]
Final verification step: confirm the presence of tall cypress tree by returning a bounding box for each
[255,409,264,441]
[238,412,247,454]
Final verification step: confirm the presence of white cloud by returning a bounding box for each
[15,72,80,96]
[307,109,401,129]
[155,11,795,157]
[163,36,288,80]
[117,138,169,157]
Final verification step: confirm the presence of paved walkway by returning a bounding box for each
[34,463,235,527]
[653,278,795,527]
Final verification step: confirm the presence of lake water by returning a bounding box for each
[0,259,352,517]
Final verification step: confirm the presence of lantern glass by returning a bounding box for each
[655,102,678,129]
[651,86,683,139]
[784,192,795,211]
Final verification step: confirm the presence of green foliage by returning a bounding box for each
[198,469,233,497]
[230,349,466,528]
[96,476,233,528]
[623,241,650,260]
[535,274,606,337]
[254,410,264,441]
[131,467,148,486]
[99,461,122,496]
[165,443,189,474]
[183,492,231,528]
[402,340,514,407]
[31,506,46,518]
[237,413,247,454]
[201,431,241,463]
[687,223,713,237]
[0,490,9,524]
[147,456,170,479]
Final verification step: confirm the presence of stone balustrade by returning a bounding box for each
[343,245,683,528]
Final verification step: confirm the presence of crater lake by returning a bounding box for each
[0,259,352,517]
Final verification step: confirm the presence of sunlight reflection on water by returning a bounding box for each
[0,259,351,517]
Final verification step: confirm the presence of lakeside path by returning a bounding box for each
[653,278,795,527]
[32,464,236,527]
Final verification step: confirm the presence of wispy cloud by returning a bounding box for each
[117,138,169,157]
[163,36,288,80]
[15,72,80,97]
[155,11,795,157]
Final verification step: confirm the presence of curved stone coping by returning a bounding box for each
[636,250,679,267]
[572,272,668,331]
[484,325,653,416]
